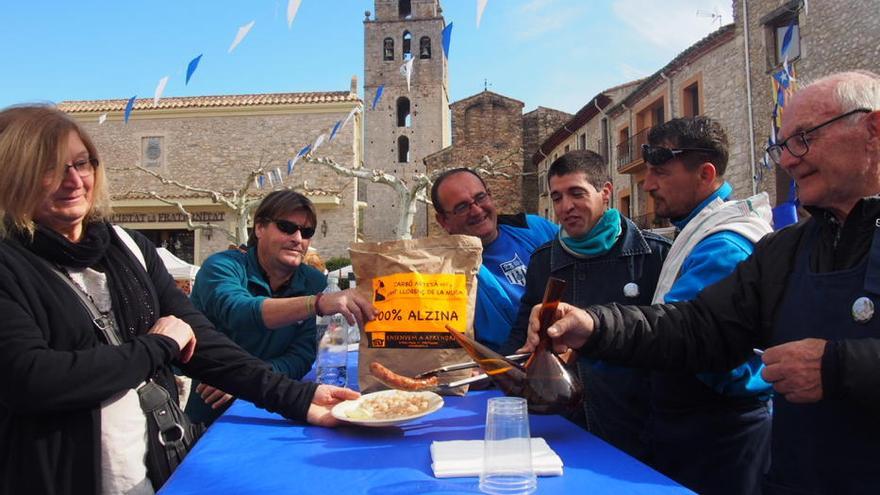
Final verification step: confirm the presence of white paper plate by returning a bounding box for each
[332,389,444,427]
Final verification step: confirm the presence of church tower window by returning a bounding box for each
[383,37,394,60]
[419,36,431,59]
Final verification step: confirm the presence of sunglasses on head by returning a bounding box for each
[272,219,316,239]
[641,144,717,166]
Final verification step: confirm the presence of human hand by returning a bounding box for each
[761,338,826,403]
[196,383,234,409]
[516,302,594,354]
[306,385,360,427]
[148,315,197,363]
[317,289,376,329]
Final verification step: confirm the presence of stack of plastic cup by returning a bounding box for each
[479,397,537,495]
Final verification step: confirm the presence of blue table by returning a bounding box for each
[161,355,692,494]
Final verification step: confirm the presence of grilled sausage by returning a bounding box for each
[370,362,439,391]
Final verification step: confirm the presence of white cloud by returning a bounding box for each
[618,63,649,81]
[511,0,589,40]
[611,0,732,51]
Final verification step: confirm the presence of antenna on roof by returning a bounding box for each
[696,8,723,28]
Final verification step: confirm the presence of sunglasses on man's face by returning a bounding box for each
[272,219,316,239]
[641,144,717,166]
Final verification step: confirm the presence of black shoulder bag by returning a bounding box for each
[43,243,205,489]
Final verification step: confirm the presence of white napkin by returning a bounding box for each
[430,438,563,478]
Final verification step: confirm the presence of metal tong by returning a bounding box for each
[415,353,531,390]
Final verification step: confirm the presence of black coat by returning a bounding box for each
[0,228,318,495]
[582,201,880,408]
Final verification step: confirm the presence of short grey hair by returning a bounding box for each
[835,70,880,114]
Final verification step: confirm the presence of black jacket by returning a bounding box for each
[582,198,880,408]
[0,228,319,495]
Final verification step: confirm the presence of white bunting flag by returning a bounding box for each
[228,20,256,53]
[153,76,169,106]
[312,133,326,153]
[287,0,302,29]
[341,106,359,131]
[476,0,488,28]
[400,57,414,92]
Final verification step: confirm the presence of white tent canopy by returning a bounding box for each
[156,247,199,280]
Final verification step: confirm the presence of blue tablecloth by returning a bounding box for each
[161,353,692,494]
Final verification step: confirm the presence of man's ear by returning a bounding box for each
[698,162,718,186]
[600,181,613,206]
[435,211,450,233]
[865,110,880,150]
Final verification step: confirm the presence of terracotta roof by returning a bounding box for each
[607,23,737,116]
[112,188,340,201]
[59,91,360,113]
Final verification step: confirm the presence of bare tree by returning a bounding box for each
[302,149,520,240]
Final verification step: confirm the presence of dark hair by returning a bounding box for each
[248,190,317,246]
[547,150,609,187]
[647,116,729,176]
[430,168,488,215]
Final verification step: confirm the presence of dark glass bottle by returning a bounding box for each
[522,277,583,414]
[444,277,583,414]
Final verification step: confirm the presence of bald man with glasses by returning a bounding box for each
[519,71,880,493]
[431,168,558,352]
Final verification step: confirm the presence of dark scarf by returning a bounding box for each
[19,222,157,343]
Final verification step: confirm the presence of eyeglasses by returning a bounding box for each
[766,108,871,165]
[445,191,491,216]
[641,144,717,166]
[272,219,316,239]
[62,157,99,178]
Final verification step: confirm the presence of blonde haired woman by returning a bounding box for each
[0,105,358,495]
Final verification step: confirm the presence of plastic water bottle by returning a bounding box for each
[346,271,361,344]
[315,276,349,387]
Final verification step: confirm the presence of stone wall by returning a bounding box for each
[71,106,360,262]
[424,91,525,236]
[740,0,880,203]
[363,0,450,241]
[522,107,573,213]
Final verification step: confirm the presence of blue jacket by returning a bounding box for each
[185,247,326,424]
[474,214,557,350]
[661,182,771,400]
[504,215,670,460]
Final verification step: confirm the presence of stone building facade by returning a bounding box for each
[363,0,451,240]
[533,80,641,221]
[423,91,570,236]
[535,0,878,227]
[738,0,880,203]
[59,88,363,264]
[522,107,576,213]
[423,91,524,235]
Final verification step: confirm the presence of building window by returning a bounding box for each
[772,18,800,66]
[761,2,801,68]
[564,144,570,153]
[141,136,164,168]
[399,0,412,19]
[383,37,394,61]
[396,97,411,127]
[402,31,412,60]
[682,81,700,117]
[419,36,431,59]
[578,133,586,150]
[397,135,410,163]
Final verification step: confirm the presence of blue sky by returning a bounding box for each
[0,0,731,114]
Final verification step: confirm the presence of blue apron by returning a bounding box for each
[766,223,880,494]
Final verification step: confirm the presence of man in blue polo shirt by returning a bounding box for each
[431,168,557,352]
